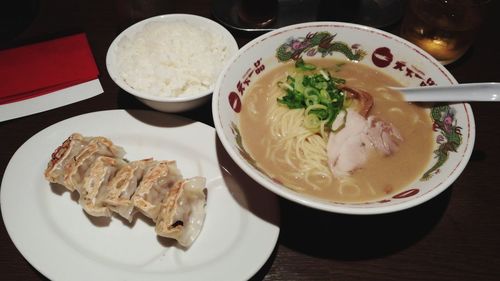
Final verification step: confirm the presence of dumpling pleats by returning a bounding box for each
[44,133,90,190]
[104,159,154,222]
[132,160,182,221]
[79,156,125,217]
[155,177,207,247]
[61,136,125,191]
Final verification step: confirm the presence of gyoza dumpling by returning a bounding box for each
[45,133,91,189]
[79,156,126,217]
[63,136,126,192]
[155,177,207,247]
[103,159,155,222]
[132,160,182,220]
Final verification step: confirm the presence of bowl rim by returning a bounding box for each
[212,21,476,215]
[106,13,239,103]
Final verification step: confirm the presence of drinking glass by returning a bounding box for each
[237,0,279,28]
[400,0,489,65]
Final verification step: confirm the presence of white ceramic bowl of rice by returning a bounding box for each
[106,14,238,112]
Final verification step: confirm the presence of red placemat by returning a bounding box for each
[0,33,99,105]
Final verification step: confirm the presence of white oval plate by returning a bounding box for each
[1,110,279,281]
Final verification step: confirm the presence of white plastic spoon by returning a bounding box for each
[390,82,500,102]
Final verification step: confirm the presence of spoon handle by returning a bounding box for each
[391,82,500,102]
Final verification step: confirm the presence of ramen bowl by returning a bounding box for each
[212,22,475,215]
[106,14,238,112]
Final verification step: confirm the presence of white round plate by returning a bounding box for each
[1,110,279,281]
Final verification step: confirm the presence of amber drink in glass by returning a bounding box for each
[400,0,487,65]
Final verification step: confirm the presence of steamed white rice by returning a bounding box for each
[116,20,233,97]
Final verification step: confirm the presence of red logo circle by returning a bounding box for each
[372,47,393,68]
[228,92,241,113]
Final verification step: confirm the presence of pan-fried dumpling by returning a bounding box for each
[155,177,207,247]
[63,136,126,191]
[79,156,126,217]
[44,133,91,189]
[132,160,182,220]
[103,159,154,222]
[44,133,209,248]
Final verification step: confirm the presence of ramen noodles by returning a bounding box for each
[239,59,434,202]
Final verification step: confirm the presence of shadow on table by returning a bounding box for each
[213,131,452,275]
[279,186,452,260]
[116,90,208,129]
[116,89,214,127]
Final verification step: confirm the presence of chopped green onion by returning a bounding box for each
[277,81,293,91]
[305,103,328,115]
[295,74,304,92]
[304,114,321,131]
[304,87,319,98]
[295,58,317,71]
[277,59,346,132]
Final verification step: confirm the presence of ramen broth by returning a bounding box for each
[239,59,434,202]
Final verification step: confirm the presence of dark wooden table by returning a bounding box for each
[1,0,500,280]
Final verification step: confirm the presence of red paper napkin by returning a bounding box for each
[0,33,99,105]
